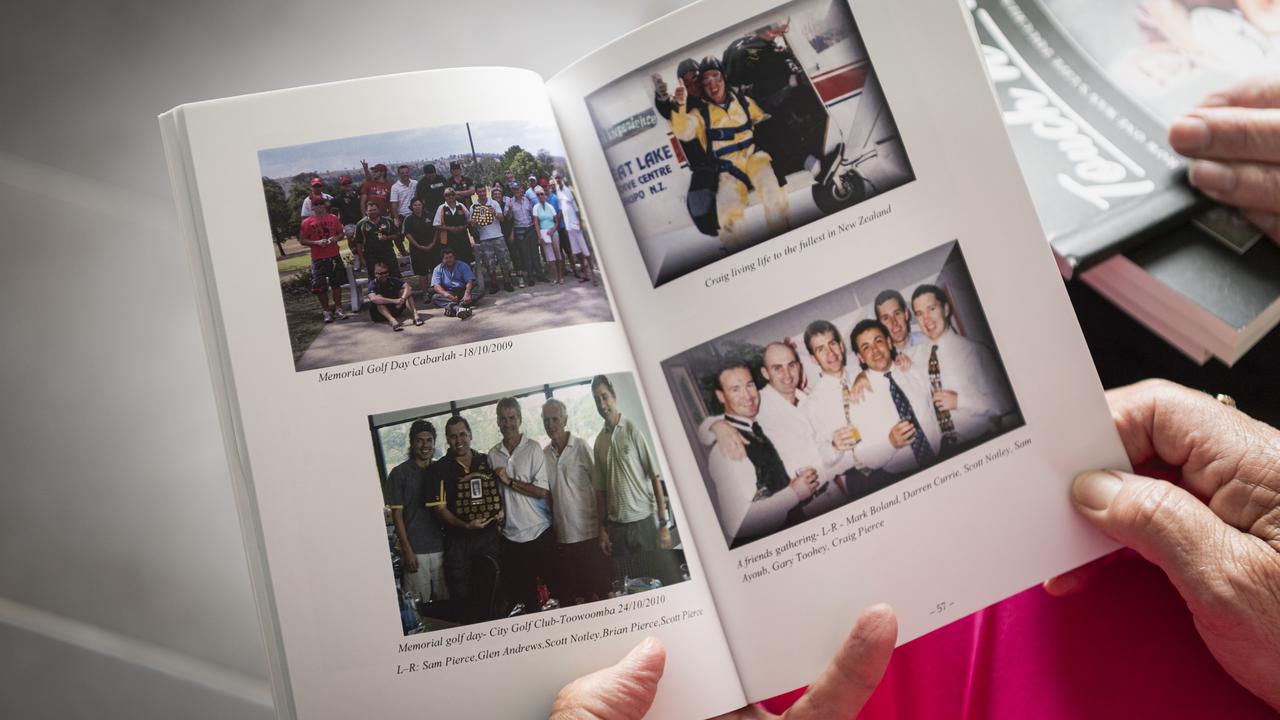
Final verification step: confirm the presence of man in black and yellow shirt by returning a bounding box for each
[430,415,503,621]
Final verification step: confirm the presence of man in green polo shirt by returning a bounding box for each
[590,375,671,556]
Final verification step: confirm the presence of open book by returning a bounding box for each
[160,0,1127,717]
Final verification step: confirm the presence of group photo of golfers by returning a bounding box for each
[371,372,689,635]
[258,120,612,372]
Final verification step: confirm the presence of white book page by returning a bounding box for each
[168,67,743,719]
[547,0,1128,701]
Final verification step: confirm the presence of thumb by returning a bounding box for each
[1071,470,1237,606]
[551,637,666,720]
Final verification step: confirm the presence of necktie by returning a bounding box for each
[740,421,791,498]
[886,371,935,466]
[928,344,959,450]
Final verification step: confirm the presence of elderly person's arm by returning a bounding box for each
[1057,380,1280,710]
[1169,75,1280,242]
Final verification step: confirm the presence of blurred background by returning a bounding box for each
[0,2,691,717]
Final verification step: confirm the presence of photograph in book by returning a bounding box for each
[583,0,914,287]
[1038,0,1280,126]
[661,241,1024,549]
[371,372,690,634]
[258,119,611,372]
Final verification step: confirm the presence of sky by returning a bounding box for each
[257,119,565,178]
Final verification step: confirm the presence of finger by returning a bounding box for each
[1186,160,1280,214]
[1198,75,1280,109]
[550,637,666,720]
[1240,208,1279,241]
[1103,379,1259,505]
[1168,107,1280,163]
[783,604,897,720]
[1071,469,1246,609]
[1042,551,1118,597]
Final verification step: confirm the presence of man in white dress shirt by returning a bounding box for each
[542,398,611,604]
[489,397,557,614]
[707,361,819,547]
[874,289,928,353]
[846,320,942,497]
[699,342,847,517]
[909,284,1010,450]
[801,320,865,477]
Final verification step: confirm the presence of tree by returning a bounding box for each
[262,178,291,241]
[502,144,525,166]
[507,149,544,184]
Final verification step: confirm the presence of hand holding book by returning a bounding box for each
[552,605,898,720]
[1171,75,1280,244]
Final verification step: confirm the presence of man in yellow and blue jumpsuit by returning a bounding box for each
[671,56,790,250]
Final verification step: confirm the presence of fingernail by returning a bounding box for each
[1245,211,1277,234]
[1170,116,1210,152]
[1199,94,1230,107]
[1188,160,1237,194]
[1044,572,1077,595]
[1072,470,1122,511]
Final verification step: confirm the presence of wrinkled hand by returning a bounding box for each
[599,531,612,557]
[551,605,897,720]
[403,552,418,574]
[1169,76,1280,242]
[1053,379,1280,710]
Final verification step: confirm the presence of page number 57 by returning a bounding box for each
[929,600,955,615]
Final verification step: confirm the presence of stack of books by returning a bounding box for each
[970,0,1280,365]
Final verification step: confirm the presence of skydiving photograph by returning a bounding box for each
[585,0,915,286]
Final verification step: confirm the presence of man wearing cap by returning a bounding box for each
[470,185,515,293]
[445,161,475,204]
[388,420,448,603]
[654,59,719,236]
[298,177,333,219]
[524,175,541,205]
[671,56,790,251]
[432,187,475,267]
[359,160,392,218]
[333,176,363,227]
[297,197,349,324]
[413,164,448,221]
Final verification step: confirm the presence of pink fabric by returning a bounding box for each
[759,551,1274,718]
